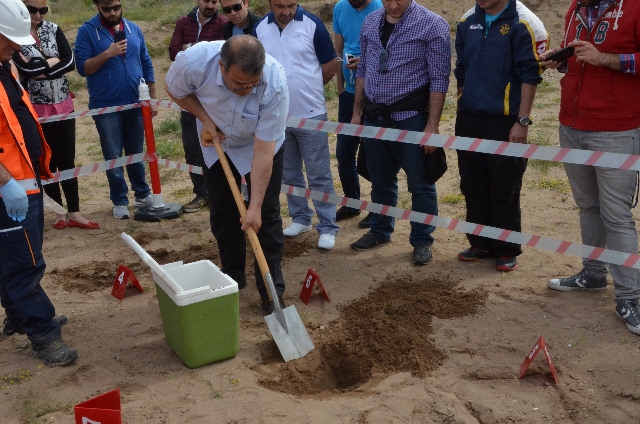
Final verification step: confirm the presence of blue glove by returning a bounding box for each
[0,178,28,222]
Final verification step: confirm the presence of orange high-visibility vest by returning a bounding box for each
[0,71,53,194]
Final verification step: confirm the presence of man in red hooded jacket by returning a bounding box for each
[543,0,640,336]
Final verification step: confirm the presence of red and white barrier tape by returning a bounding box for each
[37,145,640,270]
[38,100,640,172]
[41,153,148,185]
[283,184,640,270]
[153,155,640,270]
[287,116,640,172]
[37,103,141,124]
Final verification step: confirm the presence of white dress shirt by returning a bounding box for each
[166,40,289,175]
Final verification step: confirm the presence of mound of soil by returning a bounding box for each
[147,242,220,265]
[51,260,147,293]
[253,275,488,396]
[132,231,170,246]
[283,233,315,260]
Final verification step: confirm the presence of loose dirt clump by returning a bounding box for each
[132,231,170,246]
[253,275,488,396]
[148,242,220,265]
[283,233,315,260]
[50,260,147,293]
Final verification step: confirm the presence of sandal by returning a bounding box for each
[53,220,67,230]
[68,219,100,230]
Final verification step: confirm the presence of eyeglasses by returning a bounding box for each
[221,3,243,13]
[223,66,264,93]
[99,4,122,13]
[26,5,48,15]
[379,49,388,74]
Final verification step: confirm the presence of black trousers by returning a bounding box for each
[455,111,527,257]
[203,148,285,300]
[180,111,209,200]
[41,118,80,212]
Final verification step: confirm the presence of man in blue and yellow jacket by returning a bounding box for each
[0,0,77,366]
[454,0,547,272]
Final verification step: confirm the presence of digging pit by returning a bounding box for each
[252,275,488,396]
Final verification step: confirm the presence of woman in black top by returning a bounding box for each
[13,0,99,229]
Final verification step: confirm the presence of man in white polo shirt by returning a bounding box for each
[253,0,339,250]
[165,35,289,314]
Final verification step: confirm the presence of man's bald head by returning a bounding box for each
[220,35,266,76]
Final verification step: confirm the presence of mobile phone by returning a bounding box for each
[113,30,126,43]
[345,53,356,63]
[545,46,574,63]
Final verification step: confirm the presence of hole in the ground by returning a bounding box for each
[252,275,488,396]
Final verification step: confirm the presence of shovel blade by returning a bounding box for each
[264,305,315,362]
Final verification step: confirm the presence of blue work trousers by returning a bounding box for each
[0,191,60,344]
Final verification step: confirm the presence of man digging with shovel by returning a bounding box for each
[166,35,289,314]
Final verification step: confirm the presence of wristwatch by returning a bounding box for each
[517,116,533,127]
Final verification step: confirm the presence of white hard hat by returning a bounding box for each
[0,0,36,45]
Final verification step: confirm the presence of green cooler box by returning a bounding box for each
[151,260,239,369]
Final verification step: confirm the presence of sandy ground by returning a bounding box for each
[2,1,640,423]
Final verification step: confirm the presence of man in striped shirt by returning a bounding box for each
[350,0,450,266]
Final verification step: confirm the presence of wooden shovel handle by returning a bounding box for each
[211,140,273,301]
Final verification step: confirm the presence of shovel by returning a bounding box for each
[210,137,315,362]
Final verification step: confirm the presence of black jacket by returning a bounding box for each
[222,11,261,40]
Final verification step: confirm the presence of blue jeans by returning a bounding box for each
[93,108,151,206]
[0,191,60,344]
[560,124,640,302]
[364,114,437,246]
[337,91,361,209]
[283,113,339,236]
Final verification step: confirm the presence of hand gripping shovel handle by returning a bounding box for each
[210,139,287,327]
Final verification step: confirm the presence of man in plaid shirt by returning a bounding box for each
[350,0,450,266]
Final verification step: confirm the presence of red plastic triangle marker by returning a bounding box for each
[518,336,559,384]
[74,388,121,424]
[111,265,144,301]
[315,274,330,302]
[299,268,318,305]
[299,268,330,304]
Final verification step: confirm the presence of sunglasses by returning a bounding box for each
[99,4,122,13]
[221,3,243,13]
[379,49,388,73]
[26,5,49,15]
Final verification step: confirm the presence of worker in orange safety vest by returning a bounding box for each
[0,0,77,366]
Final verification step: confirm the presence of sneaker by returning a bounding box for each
[358,212,373,229]
[615,300,640,335]
[318,234,335,250]
[113,205,130,219]
[496,256,518,272]
[30,338,78,366]
[335,206,360,221]
[283,222,312,237]
[2,315,68,337]
[413,244,432,265]
[458,247,491,262]
[134,194,154,208]
[261,296,286,315]
[350,232,390,251]
[183,196,208,213]
[548,269,607,291]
